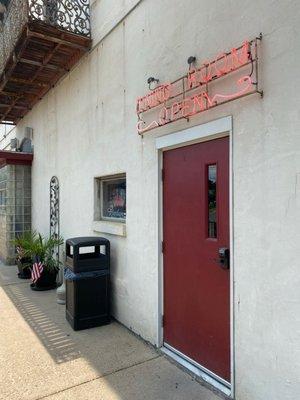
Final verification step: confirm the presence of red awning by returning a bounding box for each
[0,150,33,168]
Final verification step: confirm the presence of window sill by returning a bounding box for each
[92,220,126,237]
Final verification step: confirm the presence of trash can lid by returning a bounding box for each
[66,236,110,247]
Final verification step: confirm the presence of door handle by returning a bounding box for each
[218,247,230,270]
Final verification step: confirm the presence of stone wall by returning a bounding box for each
[0,0,28,74]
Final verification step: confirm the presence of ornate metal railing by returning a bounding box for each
[0,0,90,73]
[50,176,60,262]
[28,0,90,37]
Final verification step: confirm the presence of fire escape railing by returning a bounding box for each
[28,0,90,37]
[0,0,90,73]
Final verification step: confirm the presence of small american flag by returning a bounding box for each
[31,258,44,283]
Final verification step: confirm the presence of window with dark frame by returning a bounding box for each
[95,174,126,222]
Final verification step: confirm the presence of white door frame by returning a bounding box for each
[155,116,234,398]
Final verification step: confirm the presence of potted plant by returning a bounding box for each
[15,231,64,291]
[14,231,36,279]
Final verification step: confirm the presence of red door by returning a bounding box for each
[163,137,230,382]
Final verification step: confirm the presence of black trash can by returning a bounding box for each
[65,237,110,331]
[66,236,110,273]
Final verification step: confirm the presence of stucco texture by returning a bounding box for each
[13,1,300,399]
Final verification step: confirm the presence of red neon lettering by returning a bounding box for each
[187,69,198,89]
[138,75,253,133]
[230,41,250,70]
[141,96,148,111]
[136,98,142,113]
[137,38,257,133]
[158,106,169,126]
[136,84,172,114]
[175,75,252,123]
[171,102,181,120]
[164,84,172,101]
[146,92,155,108]
[193,93,208,114]
[230,48,240,70]
[137,119,159,134]
[153,85,166,103]
[211,75,252,104]
[181,98,193,117]
[199,62,213,83]
[214,53,229,77]
[239,41,250,64]
[154,87,163,103]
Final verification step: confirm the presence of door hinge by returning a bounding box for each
[161,169,165,181]
[161,314,164,327]
[161,241,165,253]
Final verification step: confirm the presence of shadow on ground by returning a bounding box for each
[5,283,81,364]
[0,264,223,400]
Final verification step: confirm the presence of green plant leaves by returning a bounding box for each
[13,231,64,272]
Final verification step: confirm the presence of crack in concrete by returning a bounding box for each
[35,354,162,400]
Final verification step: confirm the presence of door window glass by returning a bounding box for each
[208,165,217,238]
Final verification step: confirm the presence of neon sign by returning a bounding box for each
[136,35,262,135]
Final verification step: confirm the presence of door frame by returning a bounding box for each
[155,116,234,398]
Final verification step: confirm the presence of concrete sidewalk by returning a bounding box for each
[0,264,224,400]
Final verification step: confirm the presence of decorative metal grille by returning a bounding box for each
[50,176,60,260]
[28,0,90,37]
[0,0,90,75]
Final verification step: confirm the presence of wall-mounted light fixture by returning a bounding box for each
[187,56,196,69]
[147,76,159,90]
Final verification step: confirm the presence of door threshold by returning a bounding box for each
[161,344,231,397]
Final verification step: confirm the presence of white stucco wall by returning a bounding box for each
[11,1,300,399]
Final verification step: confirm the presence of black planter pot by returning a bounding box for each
[17,259,32,280]
[30,268,58,291]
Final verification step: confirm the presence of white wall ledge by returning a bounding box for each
[93,220,126,237]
